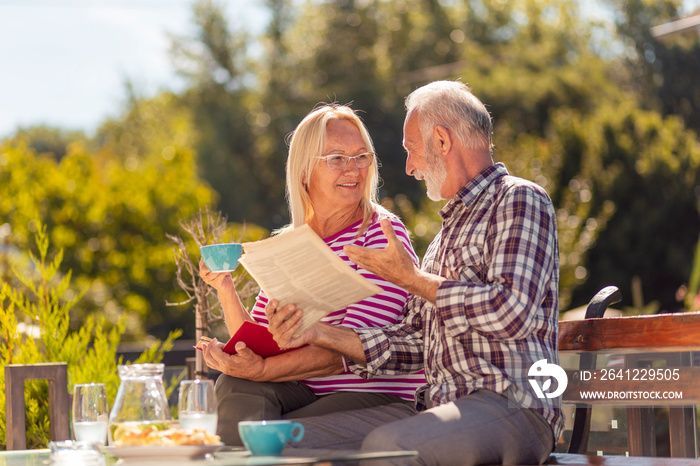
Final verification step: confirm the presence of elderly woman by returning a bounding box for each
[199,104,425,446]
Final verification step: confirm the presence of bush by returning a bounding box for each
[0,222,180,450]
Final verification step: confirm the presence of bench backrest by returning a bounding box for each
[557,288,700,457]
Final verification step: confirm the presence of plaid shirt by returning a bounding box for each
[349,163,564,441]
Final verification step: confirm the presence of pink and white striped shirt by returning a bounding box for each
[250,211,426,401]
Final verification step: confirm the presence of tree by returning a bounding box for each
[252,0,306,228]
[170,0,270,227]
[562,102,700,312]
[9,126,87,161]
[608,0,700,132]
[1,93,219,340]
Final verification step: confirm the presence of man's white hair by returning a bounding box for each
[405,80,493,154]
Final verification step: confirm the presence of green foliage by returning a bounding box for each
[0,226,190,446]
[585,106,699,311]
[609,0,700,132]
[170,1,268,227]
[686,234,700,310]
[354,0,629,306]
[9,126,87,161]
[0,93,217,340]
[456,0,619,133]
[552,101,700,311]
[0,222,180,450]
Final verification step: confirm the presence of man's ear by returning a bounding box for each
[433,125,452,155]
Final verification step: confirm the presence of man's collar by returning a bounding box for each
[439,163,508,219]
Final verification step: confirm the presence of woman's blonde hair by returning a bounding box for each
[284,103,381,236]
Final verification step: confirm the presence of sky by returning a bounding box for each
[0,0,268,138]
[0,0,698,140]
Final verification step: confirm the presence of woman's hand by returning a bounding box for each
[199,259,252,336]
[199,259,234,293]
[200,338,267,381]
[265,299,318,350]
[265,299,368,365]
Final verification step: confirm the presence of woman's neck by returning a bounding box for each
[307,204,363,239]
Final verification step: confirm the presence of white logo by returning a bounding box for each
[528,359,568,399]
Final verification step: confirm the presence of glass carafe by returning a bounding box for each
[108,363,172,444]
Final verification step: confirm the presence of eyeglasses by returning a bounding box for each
[317,152,375,170]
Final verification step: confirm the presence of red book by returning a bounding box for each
[222,321,298,358]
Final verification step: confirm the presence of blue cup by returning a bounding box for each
[238,420,305,456]
[200,243,243,273]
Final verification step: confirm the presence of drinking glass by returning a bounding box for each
[72,383,109,445]
[49,440,105,466]
[178,379,217,434]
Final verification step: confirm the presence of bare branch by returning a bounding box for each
[166,207,258,378]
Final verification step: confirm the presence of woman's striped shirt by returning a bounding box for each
[250,212,426,401]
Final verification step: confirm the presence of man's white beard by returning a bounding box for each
[415,146,448,201]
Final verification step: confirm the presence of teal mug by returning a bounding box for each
[200,243,242,273]
[238,420,305,456]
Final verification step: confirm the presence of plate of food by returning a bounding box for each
[106,444,224,460]
[106,423,223,460]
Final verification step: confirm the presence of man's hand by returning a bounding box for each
[200,338,267,381]
[345,218,444,303]
[344,218,417,289]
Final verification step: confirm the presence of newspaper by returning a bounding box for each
[238,224,383,337]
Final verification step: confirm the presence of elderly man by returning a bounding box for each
[267,80,563,465]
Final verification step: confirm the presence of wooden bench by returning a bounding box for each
[550,286,700,465]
